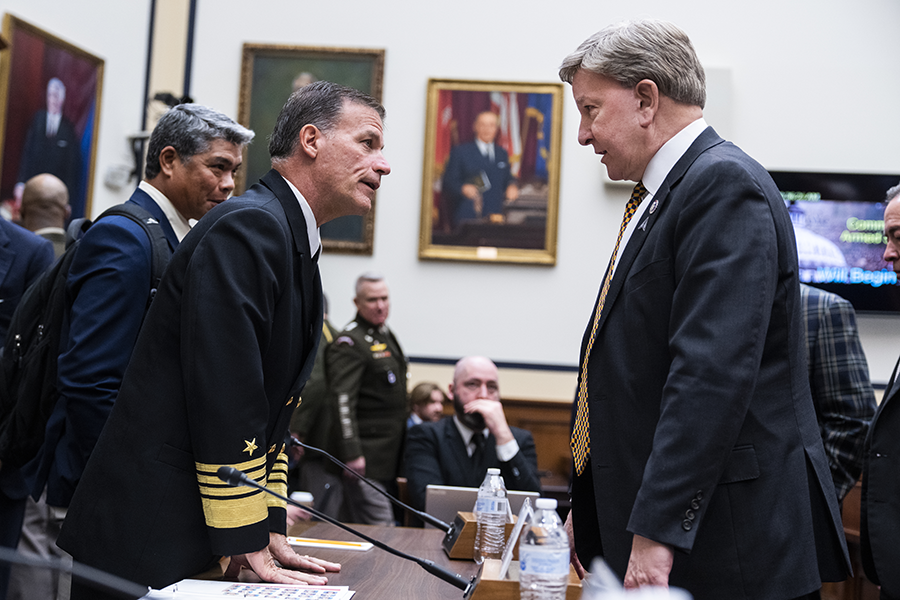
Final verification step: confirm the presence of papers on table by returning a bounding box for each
[143,579,354,599]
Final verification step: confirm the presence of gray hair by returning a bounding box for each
[355,272,385,297]
[887,182,900,202]
[268,80,386,161]
[559,19,706,108]
[145,104,254,179]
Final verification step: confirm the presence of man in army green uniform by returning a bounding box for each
[327,273,408,525]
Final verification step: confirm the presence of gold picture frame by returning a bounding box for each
[419,79,564,265]
[238,43,385,255]
[0,14,104,220]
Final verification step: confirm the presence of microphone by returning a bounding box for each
[0,546,148,599]
[289,436,454,533]
[217,466,474,594]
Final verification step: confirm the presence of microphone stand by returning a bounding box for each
[0,546,148,599]
[217,466,474,595]
[290,436,453,533]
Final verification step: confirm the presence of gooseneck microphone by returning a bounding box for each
[216,466,473,594]
[289,437,454,533]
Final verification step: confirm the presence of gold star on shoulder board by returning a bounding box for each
[243,438,258,456]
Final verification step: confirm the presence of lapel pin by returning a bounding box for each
[649,199,659,214]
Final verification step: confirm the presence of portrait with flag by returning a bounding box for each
[420,79,564,265]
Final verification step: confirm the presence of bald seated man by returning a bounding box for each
[20,173,71,257]
[404,356,541,521]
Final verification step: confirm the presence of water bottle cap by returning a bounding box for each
[535,498,558,510]
[486,468,501,475]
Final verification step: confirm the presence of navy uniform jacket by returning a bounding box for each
[23,188,179,508]
[57,170,323,590]
[442,141,514,226]
[571,127,849,599]
[404,417,541,512]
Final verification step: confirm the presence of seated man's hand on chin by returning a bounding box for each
[224,532,341,585]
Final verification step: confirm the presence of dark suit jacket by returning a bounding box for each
[572,127,849,599]
[442,141,514,226]
[404,417,541,512]
[861,360,900,598]
[24,188,180,508]
[57,170,323,590]
[0,219,54,345]
[0,219,53,567]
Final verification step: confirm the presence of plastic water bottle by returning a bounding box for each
[519,498,569,600]
[473,467,507,563]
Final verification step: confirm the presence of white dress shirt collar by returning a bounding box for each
[641,118,708,197]
[282,177,322,259]
[138,180,191,241]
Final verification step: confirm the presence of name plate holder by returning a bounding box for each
[441,512,518,560]
[463,559,582,600]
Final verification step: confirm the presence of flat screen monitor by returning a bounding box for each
[769,170,900,314]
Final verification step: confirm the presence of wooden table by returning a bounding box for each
[287,521,480,599]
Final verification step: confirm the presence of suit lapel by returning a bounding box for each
[259,170,323,383]
[590,127,725,338]
[443,419,473,479]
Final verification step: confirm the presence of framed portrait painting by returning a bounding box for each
[0,14,104,221]
[238,43,384,255]
[419,79,564,265]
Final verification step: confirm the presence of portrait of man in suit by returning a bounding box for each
[13,78,81,212]
[560,19,849,598]
[442,111,519,228]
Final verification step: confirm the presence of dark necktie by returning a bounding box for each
[471,431,485,464]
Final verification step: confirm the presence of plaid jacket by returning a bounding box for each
[800,283,877,500]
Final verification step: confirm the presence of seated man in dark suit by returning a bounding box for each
[404,356,541,519]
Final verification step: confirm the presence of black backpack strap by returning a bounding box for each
[96,203,171,307]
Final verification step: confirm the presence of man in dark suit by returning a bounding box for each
[861,182,900,600]
[0,218,54,600]
[57,81,390,597]
[9,103,253,600]
[800,283,876,502]
[559,20,849,598]
[14,78,81,212]
[442,111,519,228]
[404,356,541,517]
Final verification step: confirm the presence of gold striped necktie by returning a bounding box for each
[571,182,648,476]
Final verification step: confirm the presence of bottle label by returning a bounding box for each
[474,497,507,515]
[519,547,569,576]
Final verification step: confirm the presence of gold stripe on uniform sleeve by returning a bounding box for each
[266,453,289,509]
[200,490,268,529]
